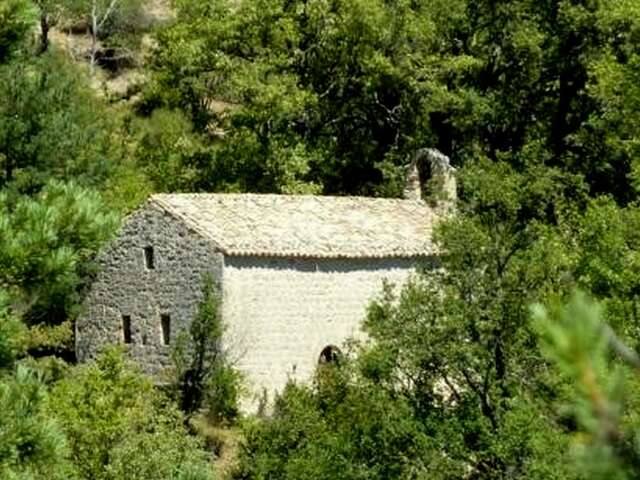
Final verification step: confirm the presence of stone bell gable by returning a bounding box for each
[77,190,445,409]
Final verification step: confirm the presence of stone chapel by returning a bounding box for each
[76,149,454,409]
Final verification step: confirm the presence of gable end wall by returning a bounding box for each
[76,205,223,372]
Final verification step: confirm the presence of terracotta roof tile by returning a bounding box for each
[149,193,440,258]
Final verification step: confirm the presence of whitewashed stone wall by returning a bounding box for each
[221,256,424,410]
[76,204,223,372]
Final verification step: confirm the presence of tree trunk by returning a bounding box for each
[38,14,50,54]
[90,2,98,74]
[3,155,13,186]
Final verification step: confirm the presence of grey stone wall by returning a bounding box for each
[76,203,223,373]
[221,256,431,411]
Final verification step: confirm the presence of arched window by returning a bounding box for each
[318,345,342,365]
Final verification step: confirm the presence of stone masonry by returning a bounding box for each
[222,256,429,407]
[76,206,223,371]
[77,187,446,411]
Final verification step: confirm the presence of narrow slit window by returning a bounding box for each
[144,246,155,269]
[122,315,132,344]
[161,314,171,345]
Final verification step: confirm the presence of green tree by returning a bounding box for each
[432,0,640,203]
[0,292,26,370]
[0,0,35,63]
[171,275,241,423]
[49,348,215,480]
[0,366,76,479]
[565,198,640,342]
[143,0,466,195]
[143,0,640,204]
[0,181,119,348]
[534,292,640,479]
[132,108,206,192]
[0,53,121,191]
[234,367,451,480]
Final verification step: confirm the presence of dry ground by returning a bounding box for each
[47,0,174,98]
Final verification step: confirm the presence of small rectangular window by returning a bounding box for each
[161,314,171,345]
[144,246,155,269]
[122,315,132,344]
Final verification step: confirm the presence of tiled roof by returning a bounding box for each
[149,193,441,258]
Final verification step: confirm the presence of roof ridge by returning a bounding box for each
[150,192,427,204]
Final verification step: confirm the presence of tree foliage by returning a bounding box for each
[235,374,450,480]
[0,181,119,341]
[0,366,75,479]
[535,292,640,479]
[140,0,640,203]
[171,275,241,423]
[0,0,35,63]
[49,348,215,480]
[0,293,27,371]
[143,0,465,194]
[0,52,122,191]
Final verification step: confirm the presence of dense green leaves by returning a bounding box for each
[133,108,207,192]
[0,53,122,191]
[171,275,241,422]
[0,294,26,370]
[49,348,215,480]
[143,0,466,195]
[235,373,451,480]
[0,181,118,339]
[140,0,640,203]
[0,0,35,63]
[0,366,74,479]
[535,293,640,479]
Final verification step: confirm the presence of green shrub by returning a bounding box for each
[0,292,26,370]
[0,366,75,479]
[49,348,215,480]
[171,274,242,424]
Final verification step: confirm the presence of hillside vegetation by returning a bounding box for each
[3,0,640,478]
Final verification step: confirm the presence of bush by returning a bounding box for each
[171,274,242,424]
[0,292,26,370]
[0,366,75,479]
[233,363,454,480]
[49,348,215,480]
